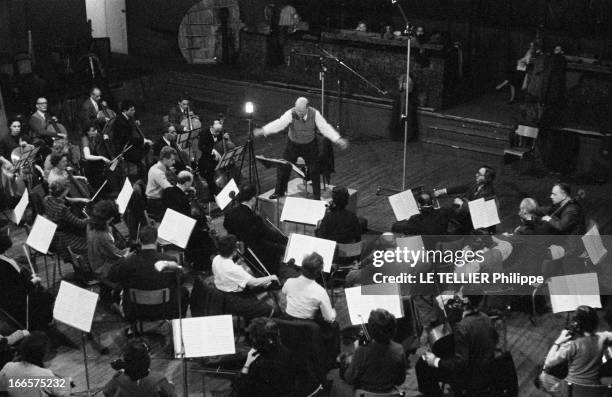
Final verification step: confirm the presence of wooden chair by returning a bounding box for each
[355,387,405,397]
[502,125,539,174]
[330,241,363,303]
[564,381,612,397]
[127,288,172,335]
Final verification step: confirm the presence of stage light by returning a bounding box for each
[245,102,254,114]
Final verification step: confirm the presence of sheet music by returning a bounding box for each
[280,197,327,226]
[157,208,197,249]
[53,281,99,333]
[172,315,235,358]
[11,189,29,224]
[549,273,601,314]
[344,284,404,325]
[255,155,305,178]
[26,215,57,254]
[284,233,336,273]
[214,178,239,210]
[582,225,608,265]
[116,178,133,215]
[396,235,425,253]
[388,189,420,221]
[468,198,500,229]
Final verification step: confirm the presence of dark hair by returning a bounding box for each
[238,183,257,202]
[467,232,494,251]
[368,309,396,344]
[464,294,484,309]
[120,99,136,112]
[218,235,237,258]
[573,305,598,334]
[19,331,49,367]
[49,178,70,197]
[247,318,280,355]
[0,233,12,254]
[178,93,190,103]
[83,120,104,136]
[7,117,22,128]
[331,186,349,210]
[159,146,177,160]
[140,225,158,245]
[89,200,118,231]
[301,252,323,279]
[554,182,571,197]
[479,165,496,183]
[49,152,67,167]
[122,340,151,381]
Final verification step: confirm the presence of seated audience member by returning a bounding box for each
[87,200,127,278]
[103,339,176,397]
[223,183,286,274]
[212,235,279,320]
[391,191,454,248]
[330,309,407,397]
[0,233,53,332]
[162,170,215,271]
[108,225,189,321]
[145,146,177,221]
[281,252,336,323]
[233,318,296,397]
[417,294,498,396]
[0,332,72,396]
[43,178,88,263]
[315,186,361,244]
[539,305,612,393]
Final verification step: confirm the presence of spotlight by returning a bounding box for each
[245,102,254,115]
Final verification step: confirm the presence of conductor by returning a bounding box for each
[253,97,348,200]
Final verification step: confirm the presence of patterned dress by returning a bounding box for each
[43,195,88,262]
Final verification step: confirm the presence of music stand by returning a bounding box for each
[177,128,201,159]
[216,145,245,172]
[13,147,40,191]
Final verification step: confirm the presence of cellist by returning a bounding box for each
[81,121,111,191]
[28,97,67,159]
[164,94,200,131]
[80,87,109,128]
[112,100,152,180]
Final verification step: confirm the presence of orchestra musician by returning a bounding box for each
[253,97,349,200]
[162,170,216,271]
[112,100,152,180]
[80,87,109,128]
[0,117,30,205]
[212,234,279,320]
[315,186,361,244]
[198,119,232,196]
[81,121,111,191]
[45,151,87,187]
[223,183,287,275]
[417,294,498,397]
[165,94,198,131]
[145,146,176,221]
[152,123,188,172]
[28,97,67,153]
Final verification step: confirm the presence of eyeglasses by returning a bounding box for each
[36,102,48,105]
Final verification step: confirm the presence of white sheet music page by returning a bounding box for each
[468,198,500,229]
[172,315,235,358]
[26,215,57,254]
[388,189,420,221]
[549,273,601,314]
[280,197,327,226]
[215,178,239,210]
[283,233,336,273]
[116,178,133,215]
[582,225,608,265]
[11,188,29,224]
[344,284,404,325]
[158,208,197,249]
[53,281,98,333]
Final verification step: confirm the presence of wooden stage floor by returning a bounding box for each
[4,103,612,396]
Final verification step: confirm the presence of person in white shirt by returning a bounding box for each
[0,331,72,397]
[145,146,176,220]
[281,252,336,322]
[253,97,348,200]
[212,235,279,319]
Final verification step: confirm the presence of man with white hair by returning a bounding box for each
[254,97,348,200]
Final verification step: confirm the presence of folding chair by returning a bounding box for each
[330,241,363,304]
[502,125,538,174]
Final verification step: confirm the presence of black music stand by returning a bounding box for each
[13,147,40,191]
[216,145,245,172]
[177,128,201,159]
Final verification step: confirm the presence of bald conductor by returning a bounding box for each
[253,97,348,200]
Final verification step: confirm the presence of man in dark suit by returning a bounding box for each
[417,294,499,396]
[315,186,361,244]
[162,171,215,271]
[112,99,151,179]
[108,225,189,322]
[391,191,455,248]
[152,124,187,172]
[223,183,286,274]
[28,97,66,150]
[165,95,198,130]
[80,87,109,129]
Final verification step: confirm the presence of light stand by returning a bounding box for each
[392,0,413,191]
[239,102,261,194]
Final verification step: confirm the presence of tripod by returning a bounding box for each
[239,117,261,193]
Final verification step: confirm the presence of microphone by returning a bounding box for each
[154,261,182,272]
